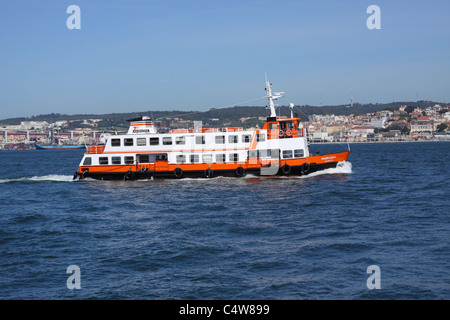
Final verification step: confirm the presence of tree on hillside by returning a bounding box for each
[404,106,416,114]
[437,123,448,132]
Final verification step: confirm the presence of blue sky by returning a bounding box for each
[0,0,449,119]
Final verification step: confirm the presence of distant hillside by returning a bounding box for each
[0,100,444,129]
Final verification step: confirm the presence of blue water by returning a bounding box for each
[0,142,448,299]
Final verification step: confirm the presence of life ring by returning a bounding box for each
[279,130,284,137]
[301,162,310,174]
[281,164,291,175]
[235,166,245,177]
[204,168,214,178]
[173,167,183,179]
[285,129,292,137]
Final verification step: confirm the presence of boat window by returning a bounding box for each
[248,150,258,158]
[216,154,225,163]
[280,121,294,130]
[260,149,271,158]
[176,154,186,163]
[137,138,146,146]
[271,149,280,159]
[190,154,199,163]
[256,133,265,142]
[124,138,134,147]
[175,136,186,145]
[83,157,92,165]
[162,137,172,145]
[111,139,121,147]
[282,150,293,159]
[125,156,134,164]
[242,135,251,143]
[215,135,225,144]
[269,123,278,130]
[138,154,150,163]
[229,153,239,163]
[294,149,304,158]
[196,136,205,144]
[99,157,109,165]
[150,137,159,145]
[112,156,121,165]
[203,154,213,163]
[155,154,167,160]
[228,135,238,143]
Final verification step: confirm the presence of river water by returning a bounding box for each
[0,142,448,299]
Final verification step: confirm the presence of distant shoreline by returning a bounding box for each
[1,138,449,151]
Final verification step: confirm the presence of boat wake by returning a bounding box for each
[297,161,352,179]
[0,175,75,184]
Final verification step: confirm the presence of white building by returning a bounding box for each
[309,131,333,142]
[20,121,49,130]
[370,118,387,128]
[350,126,375,136]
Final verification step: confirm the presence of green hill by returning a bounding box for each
[0,100,444,129]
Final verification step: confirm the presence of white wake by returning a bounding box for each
[0,175,75,183]
[297,161,352,179]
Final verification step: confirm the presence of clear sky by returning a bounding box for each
[0,0,449,119]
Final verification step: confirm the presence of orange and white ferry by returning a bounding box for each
[73,80,349,180]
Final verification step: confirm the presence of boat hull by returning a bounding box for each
[36,144,85,150]
[74,151,350,181]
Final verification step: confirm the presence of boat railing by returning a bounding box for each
[221,127,244,132]
[195,128,220,133]
[171,129,193,134]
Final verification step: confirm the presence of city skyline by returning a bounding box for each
[1,0,449,119]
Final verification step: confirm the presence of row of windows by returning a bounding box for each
[177,153,239,164]
[84,148,305,166]
[110,134,265,147]
[283,149,305,159]
[248,149,304,159]
[83,156,135,165]
[84,153,240,165]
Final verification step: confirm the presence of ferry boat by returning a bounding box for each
[73,80,350,180]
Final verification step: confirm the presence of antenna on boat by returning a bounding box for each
[289,103,294,118]
[265,73,284,118]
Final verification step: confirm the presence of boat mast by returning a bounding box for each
[265,74,284,118]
